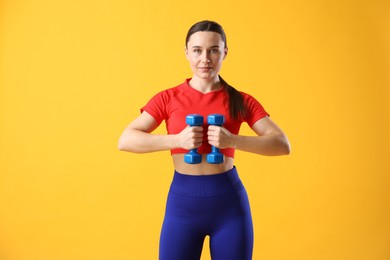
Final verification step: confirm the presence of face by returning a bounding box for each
[185,31,228,81]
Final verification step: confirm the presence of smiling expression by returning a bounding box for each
[185,31,228,81]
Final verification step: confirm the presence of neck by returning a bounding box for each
[189,76,222,94]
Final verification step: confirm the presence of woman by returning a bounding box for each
[118,20,290,260]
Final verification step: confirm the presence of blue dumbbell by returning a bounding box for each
[184,114,204,164]
[207,114,225,164]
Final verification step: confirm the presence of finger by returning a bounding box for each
[191,126,203,132]
[208,127,221,134]
[208,125,217,131]
[193,134,203,139]
[209,126,223,134]
[207,134,217,141]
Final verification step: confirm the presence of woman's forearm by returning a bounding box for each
[233,133,291,156]
[118,129,178,153]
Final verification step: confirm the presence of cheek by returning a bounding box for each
[213,56,224,65]
[189,57,199,67]
[212,54,223,61]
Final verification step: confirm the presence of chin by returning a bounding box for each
[196,73,216,80]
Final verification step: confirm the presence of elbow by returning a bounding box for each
[118,128,147,153]
[118,135,143,153]
[282,141,291,155]
[281,137,291,155]
[276,133,291,155]
[118,135,133,152]
[118,138,127,151]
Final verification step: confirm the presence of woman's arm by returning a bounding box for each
[118,111,203,153]
[207,116,291,156]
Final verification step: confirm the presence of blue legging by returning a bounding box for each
[159,166,253,260]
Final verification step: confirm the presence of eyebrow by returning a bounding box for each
[191,45,220,48]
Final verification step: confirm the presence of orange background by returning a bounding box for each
[1,0,389,259]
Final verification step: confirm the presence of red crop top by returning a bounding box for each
[141,78,269,158]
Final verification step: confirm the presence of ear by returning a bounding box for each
[223,47,228,60]
[184,47,189,60]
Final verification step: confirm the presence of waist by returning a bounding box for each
[169,166,244,197]
[172,154,234,175]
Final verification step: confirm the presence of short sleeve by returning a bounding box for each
[140,91,169,125]
[243,92,270,127]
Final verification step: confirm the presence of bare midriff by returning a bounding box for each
[172,154,234,175]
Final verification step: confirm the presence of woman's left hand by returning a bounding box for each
[207,125,236,149]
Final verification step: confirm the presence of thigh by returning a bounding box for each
[209,190,254,260]
[159,193,205,260]
[159,220,205,260]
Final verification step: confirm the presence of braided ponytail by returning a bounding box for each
[219,75,247,120]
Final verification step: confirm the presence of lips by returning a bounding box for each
[198,67,213,72]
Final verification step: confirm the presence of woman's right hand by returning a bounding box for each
[176,126,203,150]
[119,111,204,153]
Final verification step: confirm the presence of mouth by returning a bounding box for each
[198,67,213,72]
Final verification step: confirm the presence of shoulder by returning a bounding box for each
[239,91,253,99]
[148,80,186,102]
[239,90,269,120]
[156,80,187,96]
[239,91,262,104]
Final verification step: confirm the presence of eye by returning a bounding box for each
[193,49,201,54]
[211,49,219,53]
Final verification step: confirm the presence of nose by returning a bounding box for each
[201,51,211,64]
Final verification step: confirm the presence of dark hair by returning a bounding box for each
[185,20,247,120]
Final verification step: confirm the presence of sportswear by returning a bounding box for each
[141,78,269,157]
[159,167,253,260]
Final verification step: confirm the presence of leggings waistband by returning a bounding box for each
[170,166,244,197]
